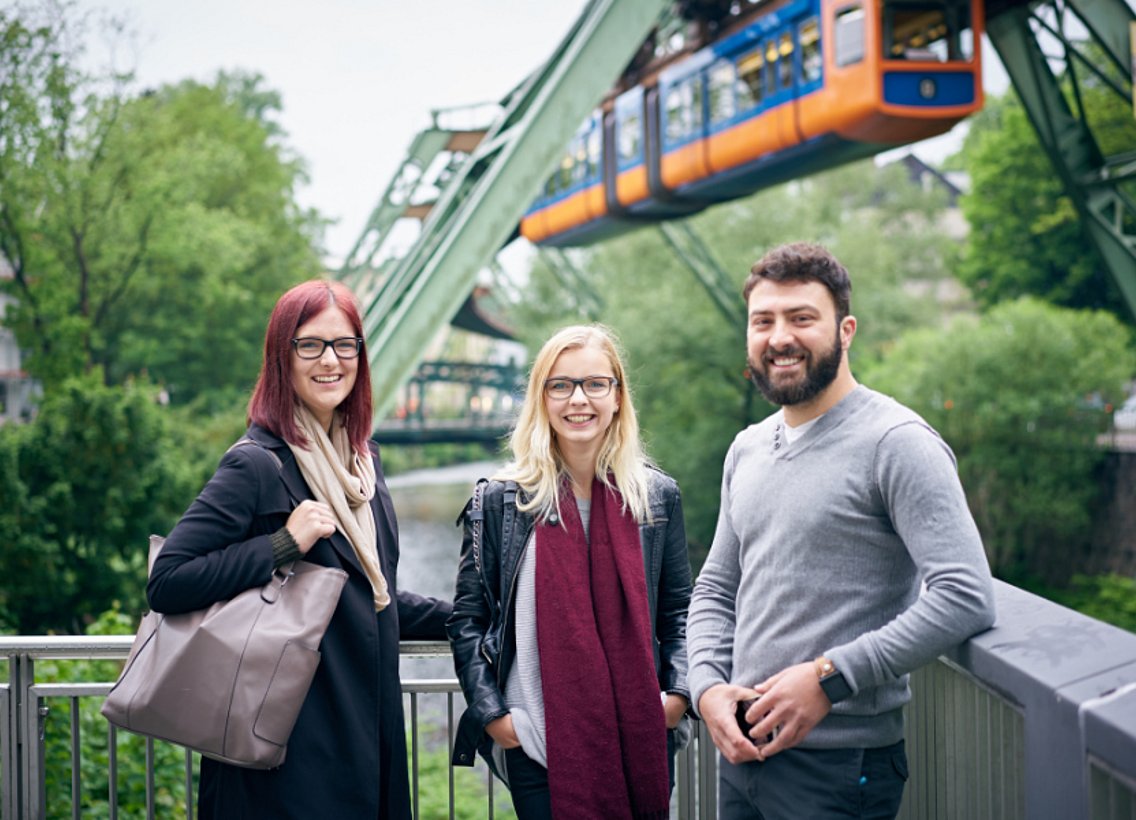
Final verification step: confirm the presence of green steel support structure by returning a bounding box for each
[339,123,484,301]
[657,221,747,326]
[350,0,670,420]
[539,248,605,319]
[987,0,1136,319]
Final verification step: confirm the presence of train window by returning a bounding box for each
[558,153,573,189]
[884,1,974,61]
[800,19,822,83]
[778,33,794,89]
[834,5,866,67]
[618,111,642,162]
[664,80,702,143]
[736,48,765,109]
[708,61,736,124]
[690,78,704,133]
[763,42,780,94]
[573,139,587,184]
[586,128,601,179]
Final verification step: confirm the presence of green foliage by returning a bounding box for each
[862,298,1135,581]
[509,160,966,564]
[0,373,195,633]
[38,607,194,818]
[381,441,507,476]
[1023,574,1136,634]
[0,2,323,403]
[411,738,516,820]
[956,88,1136,320]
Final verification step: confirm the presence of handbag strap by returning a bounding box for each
[227,435,304,586]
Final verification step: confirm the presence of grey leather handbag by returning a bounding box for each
[101,535,347,769]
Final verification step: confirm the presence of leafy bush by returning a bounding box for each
[1027,574,1136,634]
[863,298,1136,581]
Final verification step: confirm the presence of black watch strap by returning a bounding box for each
[815,656,854,704]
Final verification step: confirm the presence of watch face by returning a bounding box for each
[820,671,854,704]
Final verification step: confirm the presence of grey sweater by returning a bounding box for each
[687,385,996,749]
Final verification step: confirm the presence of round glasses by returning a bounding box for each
[292,337,364,360]
[543,376,620,400]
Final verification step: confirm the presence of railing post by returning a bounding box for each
[9,652,43,820]
[1,661,13,820]
[16,654,47,820]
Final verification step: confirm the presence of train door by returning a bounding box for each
[612,86,649,210]
[658,53,713,192]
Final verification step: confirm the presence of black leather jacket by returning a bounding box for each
[446,468,692,767]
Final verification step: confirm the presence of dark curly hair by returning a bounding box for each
[742,242,852,321]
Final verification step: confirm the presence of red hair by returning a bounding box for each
[248,280,373,453]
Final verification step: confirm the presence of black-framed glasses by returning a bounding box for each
[543,376,620,400]
[291,337,364,360]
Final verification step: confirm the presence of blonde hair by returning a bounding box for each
[498,325,652,523]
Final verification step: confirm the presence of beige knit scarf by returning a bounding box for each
[288,406,390,611]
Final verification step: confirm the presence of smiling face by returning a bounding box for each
[291,305,359,431]
[745,278,856,418]
[544,343,620,467]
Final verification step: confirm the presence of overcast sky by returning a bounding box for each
[77,0,589,266]
[76,1,1006,267]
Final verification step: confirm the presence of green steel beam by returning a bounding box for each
[987,0,1136,319]
[540,248,605,319]
[657,221,746,325]
[339,127,452,281]
[358,0,670,420]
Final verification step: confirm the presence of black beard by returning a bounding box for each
[747,333,843,406]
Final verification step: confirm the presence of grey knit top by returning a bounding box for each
[687,385,996,749]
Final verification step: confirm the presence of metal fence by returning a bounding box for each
[3,581,1136,819]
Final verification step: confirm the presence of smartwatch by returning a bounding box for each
[815,656,854,704]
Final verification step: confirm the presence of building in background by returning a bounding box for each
[0,261,38,423]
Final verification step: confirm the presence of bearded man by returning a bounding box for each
[686,242,997,820]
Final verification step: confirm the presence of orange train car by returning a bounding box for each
[521,0,983,247]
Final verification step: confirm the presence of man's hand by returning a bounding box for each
[697,684,762,764]
[746,662,832,761]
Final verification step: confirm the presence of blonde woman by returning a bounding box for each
[447,325,692,820]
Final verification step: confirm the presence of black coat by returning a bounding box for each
[148,424,451,820]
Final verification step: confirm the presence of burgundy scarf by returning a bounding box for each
[535,478,670,820]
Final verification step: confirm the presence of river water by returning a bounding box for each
[386,459,504,680]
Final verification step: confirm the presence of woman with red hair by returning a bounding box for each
[149,279,451,819]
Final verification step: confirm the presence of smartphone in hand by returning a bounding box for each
[735,697,775,745]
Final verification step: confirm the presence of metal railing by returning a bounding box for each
[3,581,1136,819]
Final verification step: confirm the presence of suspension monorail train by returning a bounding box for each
[520,0,983,247]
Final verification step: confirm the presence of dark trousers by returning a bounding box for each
[503,731,679,820]
[504,747,552,820]
[719,740,908,820]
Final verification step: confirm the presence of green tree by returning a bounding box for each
[0,2,322,403]
[956,84,1136,319]
[862,298,1135,582]
[0,374,194,633]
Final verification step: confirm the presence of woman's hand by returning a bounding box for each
[485,714,521,749]
[286,500,337,553]
[663,693,688,729]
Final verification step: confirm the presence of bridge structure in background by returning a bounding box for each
[372,359,524,447]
